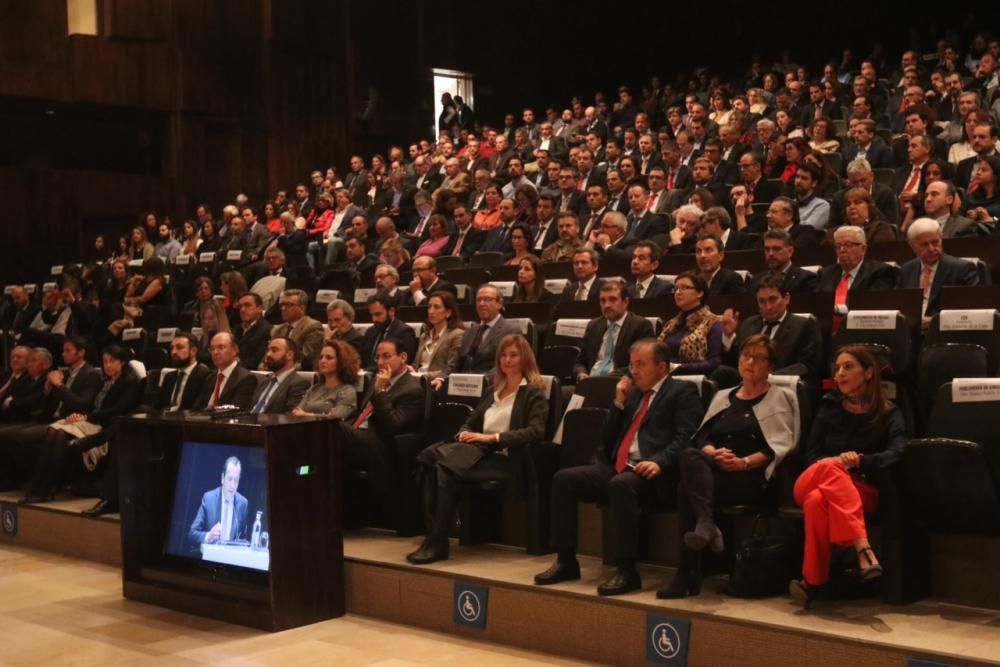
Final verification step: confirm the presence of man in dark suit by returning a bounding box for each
[478,198,520,255]
[955,121,999,191]
[738,151,782,205]
[890,107,949,166]
[559,248,606,304]
[249,337,310,415]
[764,197,825,250]
[447,205,486,260]
[833,159,900,225]
[325,299,364,353]
[412,155,442,192]
[536,122,568,162]
[799,82,842,127]
[337,233,379,284]
[556,166,587,217]
[530,195,560,253]
[400,256,458,307]
[535,339,703,596]
[360,293,419,372]
[573,281,654,382]
[194,332,258,410]
[4,287,39,336]
[340,338,426,491]
[840,119,894,171]
[188,455,249,548]
[898,218,980,327]
[717,275,823,385]
[701,206,754,251]
[818,226,897,315]
[890,135,931,210]
[696,234,745,296]
[627,241,672,300]
[138,332,212,412]
[921,181,980,238]
[235,293,272,371]
[623,184,670,248]
[435,284,521,389]
[0,347,50,424]
[749,228,819,293]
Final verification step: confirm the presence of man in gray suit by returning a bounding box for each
[921,181,980,238]
[433,284,520,390]
[188,455,249,549]
[249,337,310,414]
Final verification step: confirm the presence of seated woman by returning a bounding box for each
[511,255,556,303]
[657,270,722,374]
[18,345,143,503]
[472,186,503,231]
[198,219,223,254]
[129,226,155,261]
[219,270,247,329]
[503,223,536,266]
[807,116,840,154]
[101,259,130,323]
[415,215,453,258]
[291,341,360,420]
[182,276,215,322]
[124,257,171,312]
[661,335,798,598]
[407,334,549,564]
[831,187,898,244]
[963,155,1000,223]
[381,238,412,274]
[789,345,906,608]
[414,291,464,382]
[178,219,203,258]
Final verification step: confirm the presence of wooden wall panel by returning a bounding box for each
[102,0,170,41]
[0,0,70,101]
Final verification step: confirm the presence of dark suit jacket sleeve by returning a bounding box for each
[188,494,212,546]
[869,263,898,290]
[223,371,259,410]
[88,374,143,426]
[649,381,703,470]
[49,368,103,415]
[369,376,425,436]
[278,375,310,412]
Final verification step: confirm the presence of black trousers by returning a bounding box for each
[550,460,677,567]
[24,428,74,496]
[676,447,767,570]
[422,452,510,543]
[338,423,398,492]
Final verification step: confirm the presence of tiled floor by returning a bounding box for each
[344,530,1000,665]
[0,543,595,666]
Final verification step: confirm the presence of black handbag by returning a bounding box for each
[726,518,789,598]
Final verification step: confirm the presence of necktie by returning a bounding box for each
[352,400,374,428]
[414,214,430,237]
[575,283,587,301]
[252,375,279,414]
[452,230,467,256]
[170,370,188,410]
[615,390,653,473]
[647,191,659,211]
[667,171,675,189]
[920,265,933,291]
[209,371,225,407]
[969,160,982,191]
[833,272,850,330]
[636,282,646,298]
[534,224,549,248]
[468,323,490,357]
[762,320,780,338]
[221,499,232,541]
[903,167,920,193]
[595,322,618,376]
[816,104,823,119]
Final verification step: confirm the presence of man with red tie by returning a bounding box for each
[534,339,703,596]
[818,226,896,329]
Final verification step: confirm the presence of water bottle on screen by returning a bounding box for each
[251,510,262,549]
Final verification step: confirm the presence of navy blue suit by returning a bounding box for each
[188,487,249,548]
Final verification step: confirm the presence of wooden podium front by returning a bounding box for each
[117,412,343,631]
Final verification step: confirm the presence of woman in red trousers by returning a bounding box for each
[789,345,907,608]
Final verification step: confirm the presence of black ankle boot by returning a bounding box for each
[657,568,703,599]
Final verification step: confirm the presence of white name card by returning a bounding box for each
[226,250,243,261]
[508,318,531,334]
[552,393,585,444]
[939,310,995,332]
[448,374,485,398]
[3,286,16,295]
[405,322,423,337]
[212,294,225,302]
[881,381,897,400]
[191,327,204,340]
[455,284,468,299]
[315,289,339,304]
[156,328,177,343]
[174,254,191,265]
[554,318,589,339]
[845,310,898,330]
[198,252,216,263]
[122,328,143,342]
[801,265,821,274]
[50,265,64,275]
[952,378,1000,403]
[545,278,568,294]
[353,323,374,335]
[23,284,37,294]
[354,287,377,303]
[491,281,516,297]
[675,374,706,395]
[42,282,57,292]
[127,260,143,268]
[768,374,799,388]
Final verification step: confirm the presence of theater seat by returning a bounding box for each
[917,343,988,408]
[832,310,912,375]
[539,345,581,384]
[924,310,1000,376]
[427,402,473,445]
[467,252,506,268]
[573,376,619,408]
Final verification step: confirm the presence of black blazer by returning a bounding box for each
[897,254,979,317]
[818,259,897,298]
[45,363,104,419]
[723,229,756,251]
[1,374,46,422]
[726,313,823,379]
[140,364,212,412]
[573,312,654,379]
[399,278,458,307]
[707,268,746,296]
[556,191,587,218]
[249,371,310,414]
[628,276,673,300]
[749,265,819,293]
[236,318,271,371]
[462,383,549,450]
[361,317,419,371]
[559,277,606,304]
[840,142,894,171]
[890,164,924,196]
[194,364,258,410]
[746,178,783,204]
[365,372,426,438]
[602,378,704,470]
[87,372,143,427]
[443,316,522,378]
[330,326,364,353]
[787,222,827,249]
[450,227,487,259]
[624,211,669,246]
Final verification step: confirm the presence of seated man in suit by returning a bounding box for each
[764,196,825,249]
[339,339,426,492]
[892,134,931,210]
[194,332,259,410]
[0,347,50,424]
[696,234,745,296]
[541,212,586,262]
[819,226,897,322]
[573,280,654,383]
[899,218,980,328]
[700,206,754,251]
[587,211,633,262]
[840,118,893,170]
[138,331,212,412]
[534,339,704,596]
[628,241,672,300]
[921,181,979,238]
[270,289,325,371]
[624,184,669,248]
[249,247,288,310]
[235,292,272,371]
[749,228,819,293]
[360,293,419,372]
[434,284,520,390]
[832,158,900,226]
[737,151,782,204]
[4,288,39,337]
[447,205,486,259]
[339,233,378,284]
[401,256,457,307]
[188,455,248,549]
[325,299,364,352]
[560,248,606,304]
[715,275,823,387]
[249,337,310,414]
[666,203,703,254]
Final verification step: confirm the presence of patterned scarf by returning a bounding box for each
[659,305,719,362]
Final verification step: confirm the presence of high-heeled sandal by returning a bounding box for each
[857,547,883,582]
[788,579,819,609]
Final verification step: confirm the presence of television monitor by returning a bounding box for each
[165,441,270,572]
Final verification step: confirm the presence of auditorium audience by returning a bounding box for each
[412,291,465,380]
[360,293,419,372]
[408,334,548,564]
[324,299,364,352]
[269,289,324,371]
[573,280,653,382]
[657,270,723,375]
[436,284,520,388]
[291,341,360,420]
[511,255,556,303]
[790,345,906,609]
[194,332,257,409]
[898,218,979,326]
[662,335,798,598]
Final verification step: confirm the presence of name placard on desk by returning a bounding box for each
[554,318,588,339]
[448,374,485,398]
[845,310,898,330]
[952,378,1000,403]
[939,309,995,331]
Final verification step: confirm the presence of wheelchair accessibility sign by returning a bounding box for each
[453,582,488,629]
[1,504,16,536]
[646,613,691,665]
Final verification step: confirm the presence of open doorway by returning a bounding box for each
[432,68,475,139]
